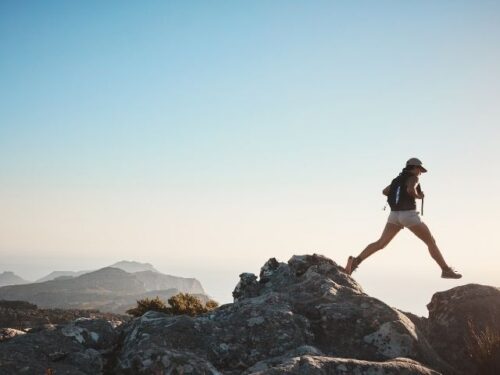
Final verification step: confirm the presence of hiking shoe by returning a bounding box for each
[441,266,462,279]
[345,256,361,275]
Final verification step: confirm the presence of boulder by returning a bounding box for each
[0,328,26,342]
[113,253,453,374]
[244,355,441,375]
[115,293,314,374]
[424,283,500,374]
[0,318,119,374]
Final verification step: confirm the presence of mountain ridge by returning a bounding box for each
[0,264,207,313]
[0,271,29,287]
[33,260,160,283]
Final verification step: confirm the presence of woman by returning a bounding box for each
[344,158,462,279]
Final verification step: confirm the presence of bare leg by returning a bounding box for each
[407,222,448,270]
[357,222,402,262]
[345,222,402,273]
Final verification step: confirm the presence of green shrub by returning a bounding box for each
[126,293,219,317]
[205,299,219,310]
[466,320,500,375]
[167,293,219,316]
[126,296,169,317]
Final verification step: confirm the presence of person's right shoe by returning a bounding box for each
[441,266,462,279]
[345,256,361,275]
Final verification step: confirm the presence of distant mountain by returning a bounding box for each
[108,260,158,273]
[35,261,156,283]
[133,270,206,294]
[0,272,29,287]
[0,266,208,314]
[36,270,89,283]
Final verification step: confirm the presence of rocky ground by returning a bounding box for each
[0,253,498,375]
[0,300,128,336]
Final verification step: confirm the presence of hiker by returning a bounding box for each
[345,158,462,279]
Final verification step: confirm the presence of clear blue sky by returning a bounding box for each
[1,1,499,315]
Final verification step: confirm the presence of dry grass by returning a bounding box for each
[126,296,169,317]
[466,319,500,375]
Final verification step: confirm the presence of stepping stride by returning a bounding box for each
[345,158,462,279]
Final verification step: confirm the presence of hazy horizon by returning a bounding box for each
[1,1,499,317]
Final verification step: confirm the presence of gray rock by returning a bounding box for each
[425,283,500,374]
[114,293,314,374]
[244,345,324,373]
[233,272,261,301]
[259,258,281,283]
[244,355,441,374]
[117,347,221,375]
[0,327,26,342]
[114,253,452,374]
[0,318,119,374]
[2,254,497,375]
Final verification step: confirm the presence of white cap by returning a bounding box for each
[406,158,427,172]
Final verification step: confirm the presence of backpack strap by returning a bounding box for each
[416,183,424,215]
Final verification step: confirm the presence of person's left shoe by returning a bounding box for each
[345,256,361,275]
[441,266,462,279]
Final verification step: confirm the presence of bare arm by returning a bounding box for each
[406,176,424,199]
[382,185,391,196]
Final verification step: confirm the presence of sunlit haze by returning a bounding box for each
[1,1,499,316]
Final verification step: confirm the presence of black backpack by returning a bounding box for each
[387,171,422,211]
[387,174,404,210]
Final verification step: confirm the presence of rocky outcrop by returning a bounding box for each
[0,254,498,375]
[244,355,441,374]
[0,318,120,374]
[422,284,500,374]
[112,254,454,374]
